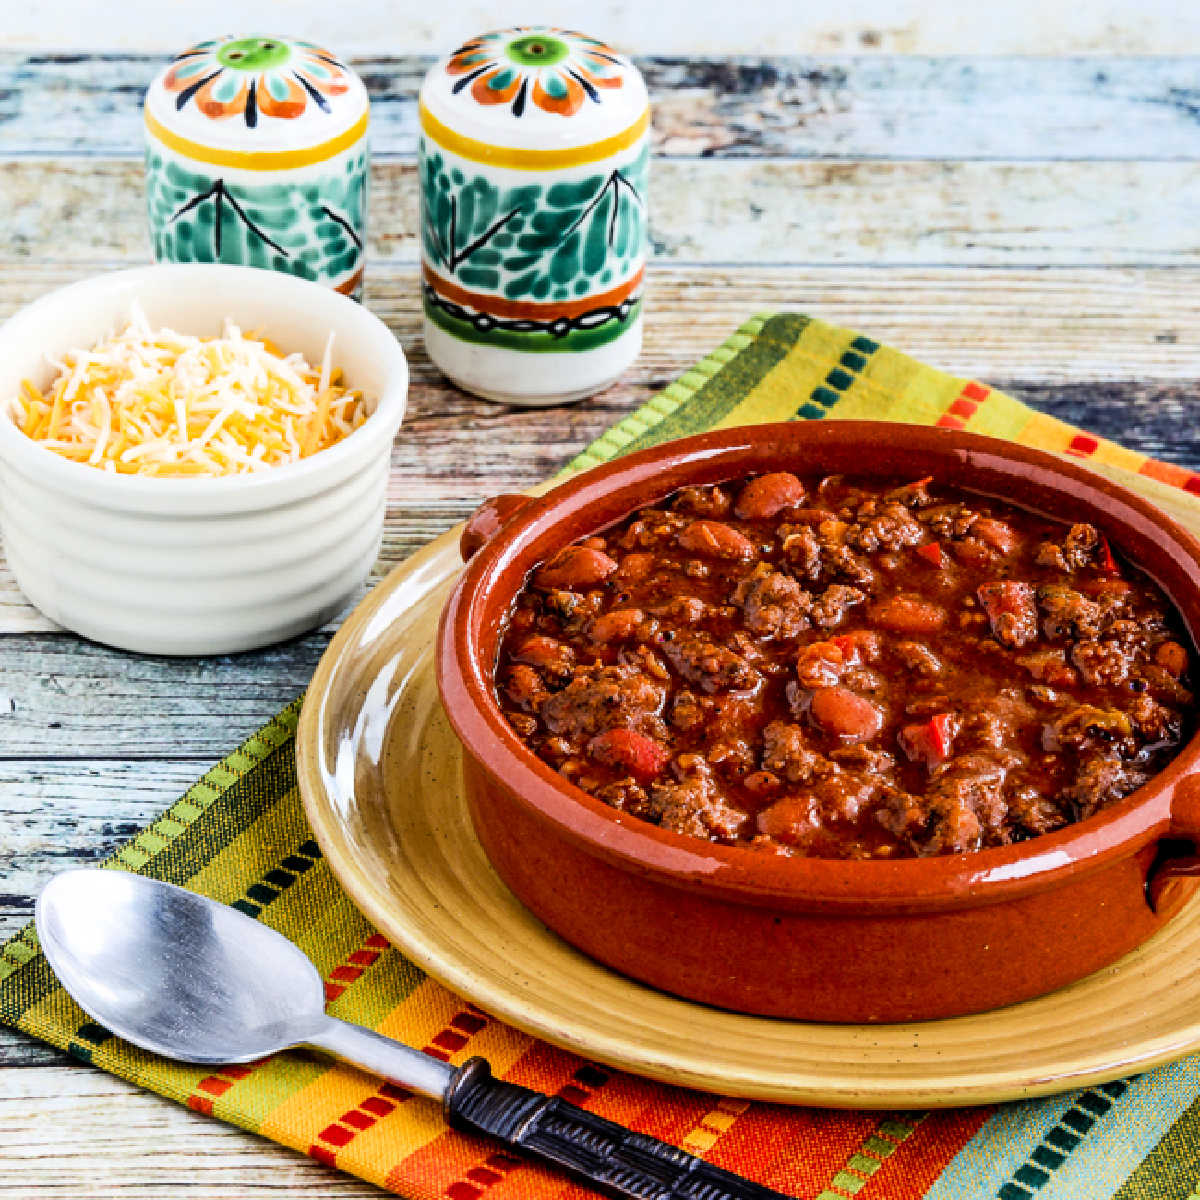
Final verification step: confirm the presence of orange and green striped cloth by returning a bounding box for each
[4,311,1200,1199]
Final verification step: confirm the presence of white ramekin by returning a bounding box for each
[0,265,408,655]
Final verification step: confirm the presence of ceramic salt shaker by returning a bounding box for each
[419,27,649,405]
[144,35,369,298]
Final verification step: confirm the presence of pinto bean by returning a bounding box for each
[615,551,656,583]
[809,686,884,742]
[868,595,948,634]
[589,608,649,645]
[534,545,618,590]
[586,728,671,783]
[756,795,817,846]
[972,518,1017,555]
[677,519,755,560]
[1155,640,1190,677]
[734,472,806,520]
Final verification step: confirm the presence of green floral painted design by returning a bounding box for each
[419,142,647,303]
[145,148,366,295]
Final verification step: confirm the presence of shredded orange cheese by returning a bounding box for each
[8,306,369,476]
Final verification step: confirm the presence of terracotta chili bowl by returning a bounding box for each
[436,421,1200,1022]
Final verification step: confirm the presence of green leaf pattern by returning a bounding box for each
[419,142,647,303]
[145,148,367,295]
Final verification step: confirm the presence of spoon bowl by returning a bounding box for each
[37,869,329,1062]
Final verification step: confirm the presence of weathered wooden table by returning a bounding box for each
[2,52,1199,1197]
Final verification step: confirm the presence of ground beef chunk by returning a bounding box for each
[593,777,650,816]
[651,595,709,626]
[1062,755,1149,820]
[846,501,924,552]
[829,744,896,775]
[672,484,731,518]
[818,540,877,588]
[1034,523,1102,573]
[661,633,758,693]
[648,757,746,840]
[896,640,942,676]
[779,523,822,580]
[503,664,548,711]
[669,689,707,731]
[920,755,1009,853]
[761,720,831,784]
[811,584,866,628]
[1128,693,1183,744]
[1038,585,1104,640]
[1070,637,1135,686]
[540,665,665,740]
[732,562,812,638]
[618,509,690,551]
[1006,784,1069,837]
[919,504,978,540]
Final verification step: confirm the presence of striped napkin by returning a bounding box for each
[4,312,1199,1200]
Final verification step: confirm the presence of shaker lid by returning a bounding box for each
[144,35,369,161]
[419,26,648,162]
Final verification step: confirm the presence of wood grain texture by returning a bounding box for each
[6,6,1200,61]
[1,1067,380,1197]
[5,54,1200,162]
[9,156,1200,267]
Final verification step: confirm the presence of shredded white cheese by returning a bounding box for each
[9,314,369,477]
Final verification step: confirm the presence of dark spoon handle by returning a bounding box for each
[444,1058,795,1200]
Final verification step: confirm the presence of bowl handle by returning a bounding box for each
[1147,775,1200,913]
[460,494,533,562]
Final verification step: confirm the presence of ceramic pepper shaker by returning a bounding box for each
[419,27,649,405]
[144,35,370,298]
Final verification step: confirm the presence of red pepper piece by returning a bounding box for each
[928,712,953,758]
[1098,535,1119,575]
[898,712,955,767]
[830,634,860,664]
[586,729,670,783]
[915,542,946,567]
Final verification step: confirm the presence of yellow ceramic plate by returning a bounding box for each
[296,506,1200,1110]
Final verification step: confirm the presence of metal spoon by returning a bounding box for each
[37,869,790,1200]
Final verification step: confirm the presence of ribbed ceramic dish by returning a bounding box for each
[0,265,408,655]
[296,483,1200,1108]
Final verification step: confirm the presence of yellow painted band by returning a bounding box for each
[144,108,368,171]
[419,101,648,169]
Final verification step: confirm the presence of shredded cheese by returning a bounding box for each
[8,310,369,477]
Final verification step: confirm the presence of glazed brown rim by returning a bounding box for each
[437,421,1200,914]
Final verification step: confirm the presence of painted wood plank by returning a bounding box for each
[5,54,1200,162]
[5,1,1200,57]
[2,263,1199,384]
[0,761,211,930]
[0,635,324,759]
[0,1066,379,1197]
[7,156,1200,268]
